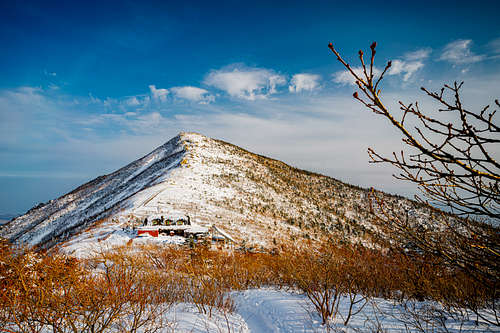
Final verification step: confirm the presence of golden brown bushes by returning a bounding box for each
[0,238,496,331]
[270,241,497,326]
[136,241,496,327]
[0,240,175,333]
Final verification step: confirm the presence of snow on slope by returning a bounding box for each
[1,131,267,249]
[0,134,187,247]
[62,131,290,255]
[64,132,444,254]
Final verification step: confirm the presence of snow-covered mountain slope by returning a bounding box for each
[1,134,186,247]
[1,132,434,250]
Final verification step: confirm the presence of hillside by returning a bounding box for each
[0,132,435,252]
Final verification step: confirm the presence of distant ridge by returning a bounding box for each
[0,213,18,221]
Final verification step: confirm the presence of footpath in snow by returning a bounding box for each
[230,289,495,333]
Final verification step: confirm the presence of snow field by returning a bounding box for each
[231,289,495,333]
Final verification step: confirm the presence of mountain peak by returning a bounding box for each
[178,131,207,139]
[0,133,424,254]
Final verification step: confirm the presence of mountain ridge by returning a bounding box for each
[0,134,187,247]
[1,132,431,252]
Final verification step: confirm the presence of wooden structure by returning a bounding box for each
[210,225,236,248]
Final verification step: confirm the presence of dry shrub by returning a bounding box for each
[272,240,496,327]
[0,240,175,333]
[98,241,497,328]
[0,237,495,331]
[274,242,373,326]
[139,244,275,317]
[184,246,277,290]
[0,243,84,333]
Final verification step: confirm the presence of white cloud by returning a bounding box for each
[387,48,430,81]
[268,75,286,94]
[204,65,286,100]
[404,48,432,61]
[134,112,165,129]
[125,96,141,106]
[148,85,169,102]
[170,86,215,104]
[439,39,485,64]
[88,93,102,104]
[333,47,430,85]
[388,59,424,81]
[289,74,321,93]
[332,67,381,86]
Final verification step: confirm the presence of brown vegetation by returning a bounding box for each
[0,237,496,331]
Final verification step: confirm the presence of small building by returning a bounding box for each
[137,228,159,237]
[136,224,208,238]
[144,214,191,227]
[135,214,235,249]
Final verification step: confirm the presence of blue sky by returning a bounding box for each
[1,0,500,214]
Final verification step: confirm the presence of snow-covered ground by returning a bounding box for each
[231,289,495,332]
[130,289,494,332]
[163,303,249,333]
[102,288,491,332]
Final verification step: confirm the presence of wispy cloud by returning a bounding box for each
[332,66,382,86]
[289,74,321,93]
[148,85,169,102]
[132,111,166,130]
[439,39,485,65]
[170,86,215,104]
[488,37,500,55]
[125,96,141,106]
[388,60,424,82]
[204,65,286,100]
[387,47,431,81]
[333,47,430,84]
[404,48,432,61]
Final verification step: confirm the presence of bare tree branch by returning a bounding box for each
[327,41,500,296]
